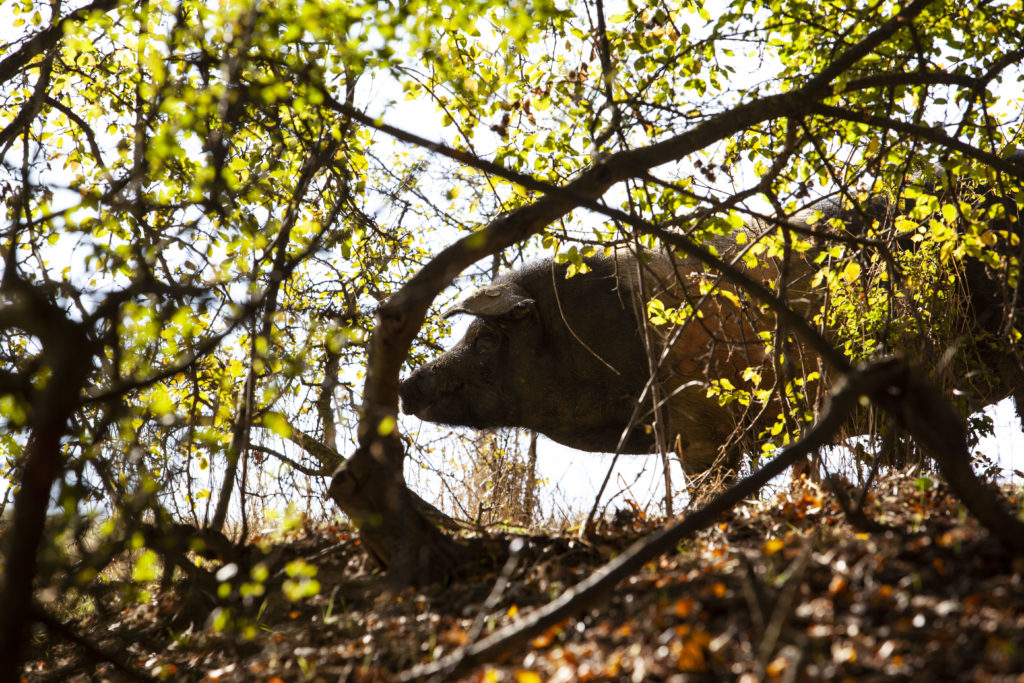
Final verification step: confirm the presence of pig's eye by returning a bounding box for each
[472,328,501,354]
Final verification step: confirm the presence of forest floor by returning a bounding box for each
[22,470,1024,682]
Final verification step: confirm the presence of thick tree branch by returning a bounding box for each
[802,0,936,91]
[839,43,1024,96]
[0,273,95,680]
[0,48,56,150]
[809,103,1024,178]
[0,0,122,86]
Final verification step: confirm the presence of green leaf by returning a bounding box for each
[263,412,293,438]
[133,550,160,583]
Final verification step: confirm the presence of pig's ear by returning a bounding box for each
[442,283,535,320]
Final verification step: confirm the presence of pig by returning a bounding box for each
[398,242,802,476]
[400,177,1024,479]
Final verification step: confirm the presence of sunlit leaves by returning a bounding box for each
[0,0,435,562]
[282,558,321,600]
[1,0,1022,634]
[132,549,161,583]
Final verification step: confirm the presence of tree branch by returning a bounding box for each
[0,48,56,150]
[0,0,122,86]
[31,603,157,683]
[809,103,1024,178]
[802,0,937,92]
[44,95,111,173]
[0,274,94,680]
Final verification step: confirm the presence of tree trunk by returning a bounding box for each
[0,298,92,680]
[328,427,484,583]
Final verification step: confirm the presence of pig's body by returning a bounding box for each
[400,185,1024,478]
[399,243,797,475]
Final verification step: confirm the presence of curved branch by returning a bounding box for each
[809,103,1024,178]
[0,48,56,150]
[44,95,110,173]
[841,70,980,93]
[840,43,1024,96]
[0,0,122,86]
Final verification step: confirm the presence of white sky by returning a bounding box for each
[4,0,1021,523]
[402,397,1024,523]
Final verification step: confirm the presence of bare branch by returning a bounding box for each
[30,603,157,683]
[44,95,110,173]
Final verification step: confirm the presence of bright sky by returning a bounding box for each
[536,397,1024,517]
[371,10,1024,519]
[5,0,1021,523]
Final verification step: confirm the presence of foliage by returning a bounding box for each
[1,0,1023,675]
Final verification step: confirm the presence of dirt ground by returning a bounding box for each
[22,471,1024,682]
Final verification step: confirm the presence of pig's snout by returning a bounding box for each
[399,366,446,417]
[398,370,426,416]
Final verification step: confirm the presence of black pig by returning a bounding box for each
[400,183,1024,478]
[399,251,761,476]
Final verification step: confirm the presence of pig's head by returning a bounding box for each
[399,280,537,429]
[399,258,654,453]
